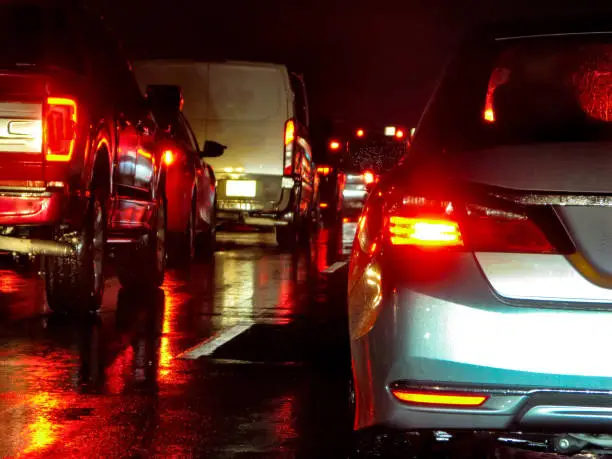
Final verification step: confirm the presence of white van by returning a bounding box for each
[132,60,317,248]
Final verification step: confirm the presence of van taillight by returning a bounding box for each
[44,97,77,162]
[283,119,295,175]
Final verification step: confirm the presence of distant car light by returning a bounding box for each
[317,166,332,176]
[282,177,295,189]
[384,126,396,136]
[356,129,365,137]
[363,170,377,185]
[162,150,175,166]
[395,129,405,139]
[329,140,341,151]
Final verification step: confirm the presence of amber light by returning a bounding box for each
[391,389,488,407]
[320,202,329,208]
[285,120,295,145]
[484,108,495,123]
[395,129,405,139]
[329,140,341,151]
[317,166,332,176]
[389,216,463,247]
[163,150,175,165]
[356,129,365,137]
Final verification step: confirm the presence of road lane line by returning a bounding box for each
[177,322,254,359]
[322,261,348,274]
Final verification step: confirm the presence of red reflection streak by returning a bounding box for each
[160,275,188,382]
[272,395,297,445]
[0,270,22,293]
[21,392,61,454]
[105,345,134,395]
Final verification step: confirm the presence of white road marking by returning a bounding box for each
[322,261,348,274]
[177,322,254,359]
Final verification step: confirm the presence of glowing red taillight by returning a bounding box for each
[283,119,295,175]
[363,171,377,185]
[162,149,175,166]
[355,193,557,254]
[44,97,77,162]
[385,198,556,253]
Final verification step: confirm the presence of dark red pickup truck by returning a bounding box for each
[0,0,167,313]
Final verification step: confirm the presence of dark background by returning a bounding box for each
[92,0,612,132]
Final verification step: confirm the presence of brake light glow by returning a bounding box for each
[162,149,175,165]
[284,120,295,145]
[389,216,463,247]
[391,389,488,407]
[317,166,332,176]
[329,140,341,151]
[284,119,295,175]
[395,129,405,139]
[363,171,376,185]
[45,97,77,162]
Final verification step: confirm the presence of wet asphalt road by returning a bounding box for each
[0,229,577,458]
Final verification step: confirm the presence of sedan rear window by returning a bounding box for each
[414,35,612,152]
[0,3,82,72]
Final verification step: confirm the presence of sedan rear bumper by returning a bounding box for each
[350,252,612,431]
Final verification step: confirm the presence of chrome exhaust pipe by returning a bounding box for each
[0,235,75,257]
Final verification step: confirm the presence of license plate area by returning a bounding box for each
[226,180,256,197]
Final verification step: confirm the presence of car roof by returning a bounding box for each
[471,15,612,43]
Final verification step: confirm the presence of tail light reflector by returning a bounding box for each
[284,119,295,175]
[44,97,77,162]
[391,389,488,407]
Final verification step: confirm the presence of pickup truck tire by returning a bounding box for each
[118,193,167,289]
[45,189,106,314]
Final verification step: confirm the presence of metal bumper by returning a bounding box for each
[0,235,74,257]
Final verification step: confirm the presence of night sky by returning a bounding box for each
[94,0,612,130]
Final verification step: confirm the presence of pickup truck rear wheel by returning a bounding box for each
[45,190,106,314]
[117,193,167,289]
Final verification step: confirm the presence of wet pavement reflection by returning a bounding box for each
[0,230,556,458]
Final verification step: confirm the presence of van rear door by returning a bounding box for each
[205,63,290,176]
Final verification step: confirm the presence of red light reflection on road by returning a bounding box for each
[105,346,134,395]
[160,274,188,382]
[0,270,22,293]
[272,395,297,444]
[22,392,61,454]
